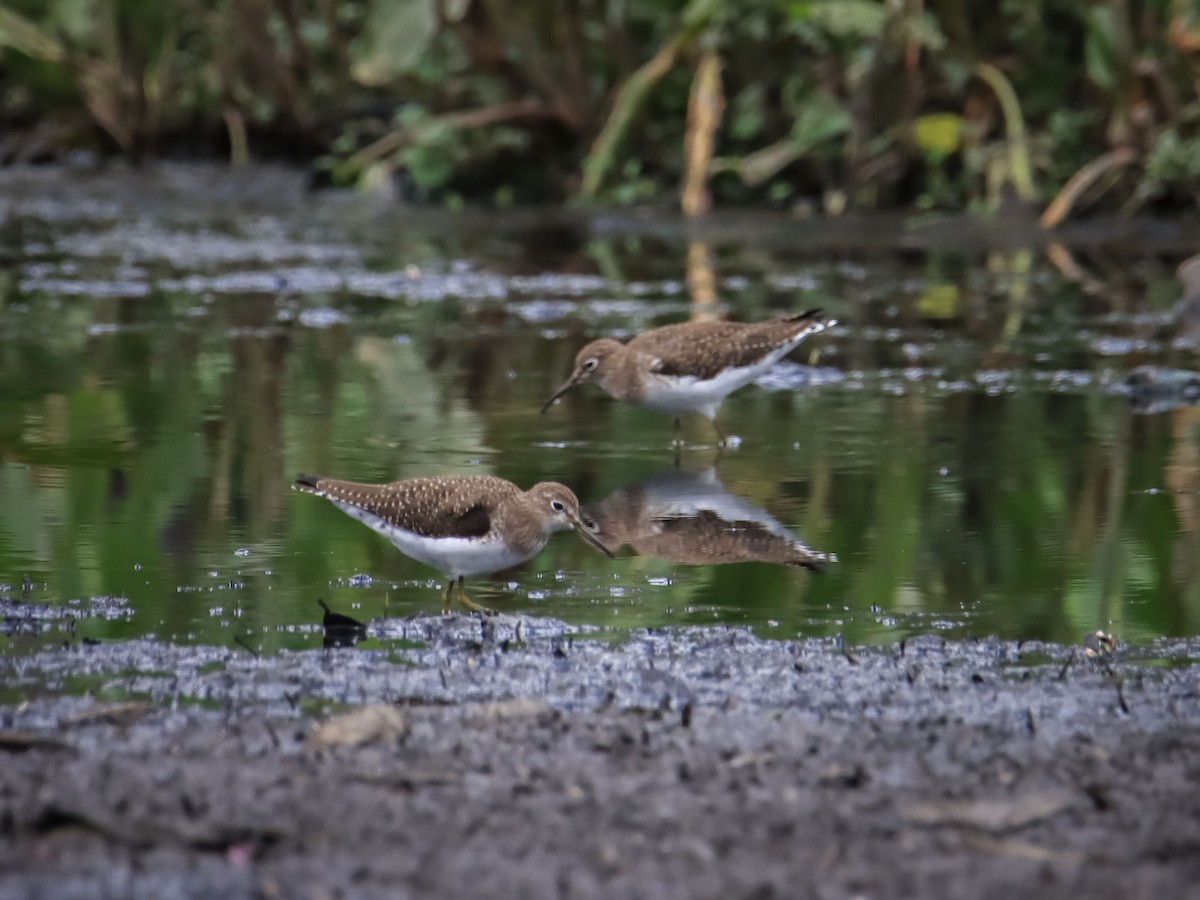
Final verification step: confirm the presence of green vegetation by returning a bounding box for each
[1,1,1200,213]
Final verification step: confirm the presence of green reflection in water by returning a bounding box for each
[1,192,1198,656]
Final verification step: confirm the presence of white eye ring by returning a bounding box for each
[584,358,599,371]
[551,500,565,512]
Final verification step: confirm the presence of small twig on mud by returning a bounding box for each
[348,768,460,790]
[1025,707,1037,736]
[59,701,153,727]
[22,573,31,600]
[680,702,693,728]
[959,833,1084,865]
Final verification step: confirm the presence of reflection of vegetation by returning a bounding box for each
[2,2,1199,215]
[2,221,1198,653]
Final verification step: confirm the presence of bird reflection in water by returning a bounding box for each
[582,468,832,570]
[318,598,369,648]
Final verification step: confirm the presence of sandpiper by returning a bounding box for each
[541,310,830,445]
[294,474,611,613]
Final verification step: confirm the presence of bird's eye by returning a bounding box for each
[551,500,565,512]
[584,358,599,371]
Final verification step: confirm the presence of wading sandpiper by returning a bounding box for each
[541,310,830,445]
[293,474,611,614]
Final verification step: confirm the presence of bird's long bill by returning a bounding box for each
[574,522,614,558]
[540,374,580,414]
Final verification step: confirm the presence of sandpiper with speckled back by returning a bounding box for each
[541,310,831,445]
[293,474,611,614]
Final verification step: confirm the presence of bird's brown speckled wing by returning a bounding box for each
[631,311,823,381]
[294,474,519,538]
[643,511,825,570]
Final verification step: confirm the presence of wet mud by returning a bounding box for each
[3,615,1199,899]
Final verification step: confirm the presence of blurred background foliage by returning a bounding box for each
[2,0,1200,213]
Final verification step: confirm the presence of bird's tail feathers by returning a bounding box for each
[784,308,834,338]
[293,473,326,495]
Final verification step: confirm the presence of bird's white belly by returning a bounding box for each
[641,362,769,417]
[331,499,540,577]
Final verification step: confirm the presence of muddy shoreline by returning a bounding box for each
[2,615,1199,899]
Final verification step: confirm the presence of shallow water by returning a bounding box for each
[3,164,1200,655]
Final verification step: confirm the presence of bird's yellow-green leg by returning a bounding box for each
[441,579,455,613]
[455,576,496,616]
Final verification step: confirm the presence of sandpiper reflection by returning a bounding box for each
[583,468,832,570]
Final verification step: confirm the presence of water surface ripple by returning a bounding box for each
[3,165,1200,661]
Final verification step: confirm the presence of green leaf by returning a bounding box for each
[351,0,439,86]
[1084,6,1118,90]
[48,0,96,45]
[916,283,959,319]
[804,0,888,40]
[914,113,963,156]
[788,91,852,152]
[0,8,66,61]
[897,12,945,52]
[729,84,766,141]
[738,91,850,186]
